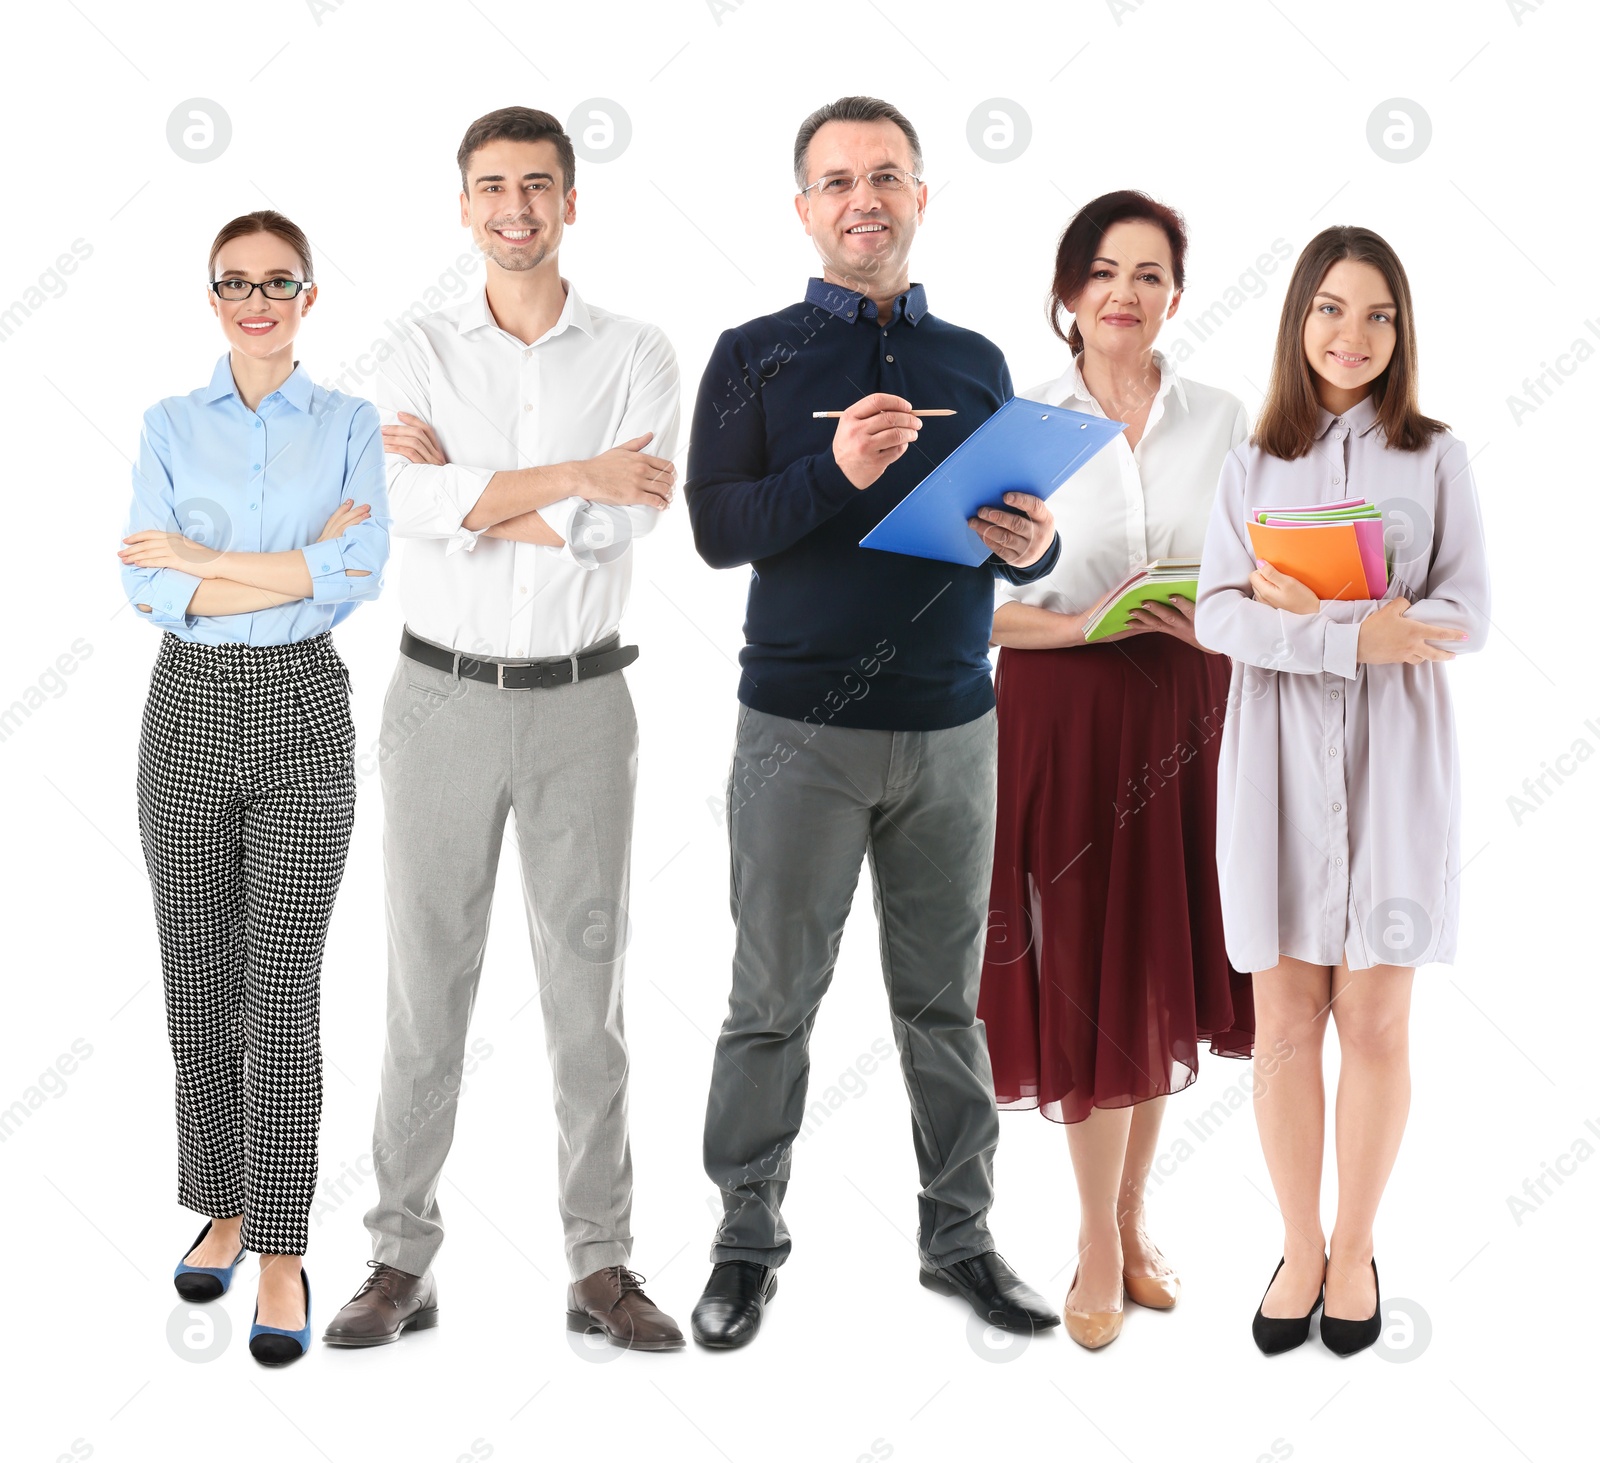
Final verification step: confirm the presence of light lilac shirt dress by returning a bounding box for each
[1194,392,1491,973]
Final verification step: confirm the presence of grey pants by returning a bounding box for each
[704,703,1002,1271]
[364,640,637,1281]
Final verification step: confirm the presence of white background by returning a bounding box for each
[2,2,1594,1460]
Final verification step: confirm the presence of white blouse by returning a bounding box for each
[997,349,1250,615]
[1193,393,1491,972]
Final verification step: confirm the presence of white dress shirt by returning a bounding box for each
[373,277,680,658]
[997,349,1249,615]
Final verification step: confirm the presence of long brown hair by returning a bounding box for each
[1048,189,1188,355]
[1255,225,1445,458]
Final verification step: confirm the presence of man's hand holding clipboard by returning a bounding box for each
[829,392,1057,569]
[966,491,1055,569]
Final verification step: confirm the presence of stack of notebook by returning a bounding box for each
[1245,498,1389,600]
[1082,559,1201,642]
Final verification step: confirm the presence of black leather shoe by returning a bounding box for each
[1320,1259,1382,1357]
[1252,1256,1325,1355]
[690,1260,777,1349]
[920,1251,1060,1334]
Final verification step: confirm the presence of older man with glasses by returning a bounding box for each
[685,94,1063,1349]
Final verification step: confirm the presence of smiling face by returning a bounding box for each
[460,137,575,274]
[794,118,926,291]
[1301,257,1397,410]
[1067,218,1180,358]
[208,231,312,361]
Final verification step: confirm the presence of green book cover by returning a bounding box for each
[1255,507,1380,522]
[1083,575,1200,642]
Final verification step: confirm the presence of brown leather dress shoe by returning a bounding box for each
[566,1266,684,1351]
[322,1261,439,1347]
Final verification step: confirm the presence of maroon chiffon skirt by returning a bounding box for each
[979,634,1254,1124]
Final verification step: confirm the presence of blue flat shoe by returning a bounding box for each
[173,1220,247,1302]
[250,1268,312,1367]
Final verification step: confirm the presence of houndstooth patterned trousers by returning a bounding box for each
[136,632,356,1255]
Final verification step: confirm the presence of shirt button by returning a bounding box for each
[884,353,895,363]
[251,463,260,471]
[1330,689,1341,700]
[1332,802,1342,812]
[518,584,528,593]
[1334,856,1345,866]
[1328,747,1338,757]
[250,503,258,511]
[524,403,533,412]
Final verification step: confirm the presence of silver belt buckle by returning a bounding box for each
[497,659,508,690]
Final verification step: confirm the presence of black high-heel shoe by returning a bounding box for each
[1320,1258,1382,1357]
[1251,1256,1325,1355]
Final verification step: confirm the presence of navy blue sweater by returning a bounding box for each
[686,278,1061,731]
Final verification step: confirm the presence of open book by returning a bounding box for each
[1082,559,1201,643]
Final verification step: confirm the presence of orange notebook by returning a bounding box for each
[1246,521,1373,601]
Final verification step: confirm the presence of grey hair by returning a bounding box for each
[792,95,924,189]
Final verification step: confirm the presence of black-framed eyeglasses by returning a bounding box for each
[798,168,923,200]
[210,277,313,301]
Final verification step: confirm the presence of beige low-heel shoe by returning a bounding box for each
[1063,1269,1124,1350]
[1123,1268,1180,1310]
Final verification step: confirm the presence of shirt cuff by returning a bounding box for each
[143,569,203,626]
[1323,618,1363,679]
[442,523,481,555]
[433,464,497,554]
[301,541,356,604]
[537,496,591,567]
[564,500,638,571]
[995,530,1062,585]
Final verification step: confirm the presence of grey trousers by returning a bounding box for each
[363,641,637,1281]
[704,703,1002,1271]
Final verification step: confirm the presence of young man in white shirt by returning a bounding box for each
[322,106,684,1352]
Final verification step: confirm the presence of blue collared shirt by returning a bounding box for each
[121,353,391,645]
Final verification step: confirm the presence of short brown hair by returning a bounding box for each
[793,95,923,190]
[1047,190,1188,355]
[457,106,576,196]
[1255,225,1446,459]
[207,209,313,281]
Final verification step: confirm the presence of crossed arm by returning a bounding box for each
[119,500,373,617]
[381,412,676,547]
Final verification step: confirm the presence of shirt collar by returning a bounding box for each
[1316,391,1381,439]
[457,276,595,341]
[1042,348,1187,417]
[804,276,928,326]
[199,353,314,413]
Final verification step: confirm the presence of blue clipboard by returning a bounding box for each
[859,395,1125,566]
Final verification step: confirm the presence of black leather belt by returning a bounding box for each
[400,627,638,690]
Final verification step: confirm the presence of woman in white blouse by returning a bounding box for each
[978,191,1254,1349]
[1195,226,1488,1357]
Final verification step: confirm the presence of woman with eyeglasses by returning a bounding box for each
[118,208,390,1366]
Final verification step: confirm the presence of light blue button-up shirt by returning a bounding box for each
[121,353,391,645]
